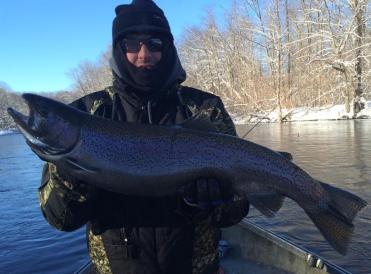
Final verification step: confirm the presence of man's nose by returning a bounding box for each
[137,43,151,59]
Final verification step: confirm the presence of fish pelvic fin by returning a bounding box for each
[247,192,285,217]
[319,181,367,223]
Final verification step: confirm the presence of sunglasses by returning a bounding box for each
[121,37,164,53]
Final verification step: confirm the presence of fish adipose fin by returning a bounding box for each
[276,151,293,161]
[247,192,285,217]
[306,180,367,255]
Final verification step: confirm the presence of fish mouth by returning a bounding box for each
[7,94,46,148]
[7,106,29,132]
[7,93,40,130]
[7,93,79,158]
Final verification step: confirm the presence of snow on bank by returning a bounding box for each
[233,101,371,124]
[1,102,371,132]
[0,129,17,136]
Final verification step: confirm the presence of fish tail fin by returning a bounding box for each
[306,181,367,255]
[305,206,354,255]
[319,181,367,222]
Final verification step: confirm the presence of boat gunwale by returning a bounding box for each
[235,218,352,274]
[75,219,352,274]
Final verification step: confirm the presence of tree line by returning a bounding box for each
[1,0,370,129]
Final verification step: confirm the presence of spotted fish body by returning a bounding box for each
[8,93,367,255]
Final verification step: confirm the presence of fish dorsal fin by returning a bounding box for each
[178,112,219,133]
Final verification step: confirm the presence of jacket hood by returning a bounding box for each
[110,42,186,104]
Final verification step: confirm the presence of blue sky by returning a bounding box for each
[0,0,232,92]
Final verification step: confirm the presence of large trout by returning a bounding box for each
[8,93,367,255]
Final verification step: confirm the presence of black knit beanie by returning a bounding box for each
[110,0,186,98]
[112,0,173,46]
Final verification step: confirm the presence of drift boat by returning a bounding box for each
[75,218,351,274]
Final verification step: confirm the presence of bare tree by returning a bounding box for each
[350,0,368,115]
[67,46,112,96]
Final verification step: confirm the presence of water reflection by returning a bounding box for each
[237,120,371,273]
[0,134,88,274]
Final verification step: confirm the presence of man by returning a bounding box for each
[39,1,249,273]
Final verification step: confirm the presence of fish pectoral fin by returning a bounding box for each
[247,192,285,217]
[64,158,99,174]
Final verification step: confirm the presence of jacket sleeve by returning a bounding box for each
[39,163,97,231]
[182,88,238,136]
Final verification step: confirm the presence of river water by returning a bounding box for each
[0,133,89,274]
[0,120,370,274]
[238,120,371,274]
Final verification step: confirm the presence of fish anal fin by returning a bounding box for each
[247,192,285,217]
[231,169,285,218]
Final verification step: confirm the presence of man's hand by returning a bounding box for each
[179,178,233,209]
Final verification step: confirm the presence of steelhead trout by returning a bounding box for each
[8,93,367,255]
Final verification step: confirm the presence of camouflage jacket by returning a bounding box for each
[39,85,249,274]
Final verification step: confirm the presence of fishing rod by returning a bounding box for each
[240,106,278,139]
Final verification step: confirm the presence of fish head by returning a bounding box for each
[7,93,81,159]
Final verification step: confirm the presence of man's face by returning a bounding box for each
[122,36,163,69]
